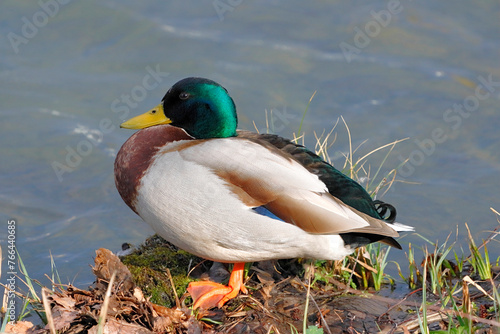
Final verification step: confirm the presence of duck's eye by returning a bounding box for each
[179,92,190,100]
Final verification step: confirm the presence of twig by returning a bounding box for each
[97,271,116,334]
[165,268,180,308]
[463,275,494,301]
[41,288,56,334]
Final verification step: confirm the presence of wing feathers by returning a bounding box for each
[179,137,399,238]
[265,192,398,237]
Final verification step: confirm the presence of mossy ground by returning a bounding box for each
[120,235,204,307]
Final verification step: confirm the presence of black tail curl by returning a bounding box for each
[373,200,397,224]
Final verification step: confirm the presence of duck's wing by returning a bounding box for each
[237,131,397,223]
[177,137,400,240]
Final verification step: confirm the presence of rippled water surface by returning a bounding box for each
[1,1,499,288]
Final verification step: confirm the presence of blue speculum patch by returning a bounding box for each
[252,206,283,221]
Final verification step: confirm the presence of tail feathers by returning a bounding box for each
[380,237,402,250]
[390,221,415,232]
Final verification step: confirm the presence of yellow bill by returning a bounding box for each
[120,103,172,129]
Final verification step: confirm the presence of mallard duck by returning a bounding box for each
[114,77,413,309]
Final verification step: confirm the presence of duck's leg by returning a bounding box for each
[187,262,248,309]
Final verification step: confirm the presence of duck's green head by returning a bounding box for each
[120,77,238,139]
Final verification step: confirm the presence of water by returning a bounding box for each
[1,1,499,291]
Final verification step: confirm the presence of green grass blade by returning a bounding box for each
[50,251,62,286]
[16,249,40,302]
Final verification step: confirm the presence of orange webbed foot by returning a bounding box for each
[187,263,247,309]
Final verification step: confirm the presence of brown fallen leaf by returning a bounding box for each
[92,248,135,292]
[4,321,35,334]
[87,317,155,334]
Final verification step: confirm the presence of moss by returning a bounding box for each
[121,235,205,307]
